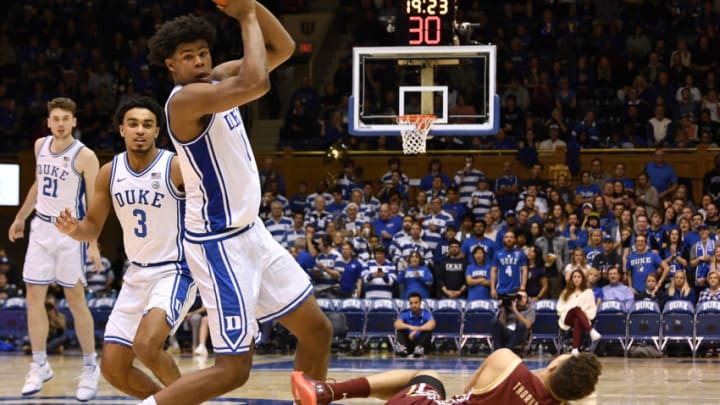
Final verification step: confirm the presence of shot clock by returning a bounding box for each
[396,0,454,46]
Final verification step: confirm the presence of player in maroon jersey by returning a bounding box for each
[291,348,600,405]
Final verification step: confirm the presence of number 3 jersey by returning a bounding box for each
[35,136,87,219]
[110,149,185,264]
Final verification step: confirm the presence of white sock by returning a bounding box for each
[138,395,158,405]
[32,351,47,365]
[83,353,97,367]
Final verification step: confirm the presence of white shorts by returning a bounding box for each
[23,216,87,288]
[184,219,313,355]
[104,262,196,347]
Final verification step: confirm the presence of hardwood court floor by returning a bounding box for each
[0,351,717,404]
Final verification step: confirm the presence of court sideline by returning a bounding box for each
[0,352,717,404]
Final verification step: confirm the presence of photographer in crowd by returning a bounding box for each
[490,291,535,354]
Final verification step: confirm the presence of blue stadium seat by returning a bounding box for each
[331,298,342,312]
[592,300,629,353]
[397,298,434,311]
[88,297,116,342]
[695,301,720,351]
[316,298,336,314]
[530,299,561,354]
[461,299,497,351]
[423,298,437,311]
[661,300,697,356]
[430,299,463,351]
[627,300,662,352]
[2,297,26,309]
[0,297,27,345]
[339,299,366,339]
[365,298,397,344]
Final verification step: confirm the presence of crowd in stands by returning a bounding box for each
[0,0,309,153]
[4,2,720,152]
[4,150,720,312]
[253,152,720,318]
[280,0,720,151]
[6,0,720,357]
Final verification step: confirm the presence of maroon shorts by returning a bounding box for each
[387,384,444,405]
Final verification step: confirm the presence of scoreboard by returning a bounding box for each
[396,0,454,46]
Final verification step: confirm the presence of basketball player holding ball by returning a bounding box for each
[141,1,332,404]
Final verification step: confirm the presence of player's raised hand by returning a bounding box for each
[55,208,79,235]
[8,219,25,242]
[215,0,256,17]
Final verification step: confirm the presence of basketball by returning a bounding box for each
[213,0,228,7]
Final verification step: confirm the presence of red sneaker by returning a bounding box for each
[291,371,333,405]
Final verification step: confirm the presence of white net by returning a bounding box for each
[397,114,436,154]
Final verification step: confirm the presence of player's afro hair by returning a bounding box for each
[548,353,602,401]
[148,15,216,67]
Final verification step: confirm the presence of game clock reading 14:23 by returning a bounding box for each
[398,0,453,46]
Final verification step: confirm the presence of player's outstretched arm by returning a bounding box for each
[169,0,269,140]
[56,162,113,242]
[8,181,37,242]
[8,138,45,242]
[212,1,294,80]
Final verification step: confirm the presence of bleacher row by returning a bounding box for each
[2,296,719,357]
[0,296,116,347]
[317,297,498,353]
[316,298,720,357]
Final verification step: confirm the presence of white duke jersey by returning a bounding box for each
[166,84,260,237]
[110,150,185,264]
[35,136,87,219]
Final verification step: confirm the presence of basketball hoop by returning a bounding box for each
[397,114,436,154]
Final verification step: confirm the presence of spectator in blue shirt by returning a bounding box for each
[259,157,287,196]
[491,231,529,298]
[574,171,601,207]
[465,246,492,301]
[442,187,466,230]
[372,203,403,251]
[666,270,695,304]
[326,188,347,220]
[601,267,635,312]
[626,235,669,295]
[420,159,451,191]
[644,149,678,200]
[562,212,588,250]
[289,181,309,214]
[494,161,521,212]
[461,219,496,265]
[291,237,316,277]
[398,251,434,299]
[336,161,357,200]
[571,110,601,144]
[337,242,364,298]
[393,292,436,358]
